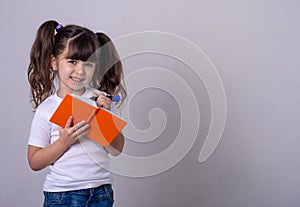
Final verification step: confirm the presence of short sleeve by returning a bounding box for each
[28,109,51,148]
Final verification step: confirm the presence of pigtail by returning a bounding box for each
[27,20,58,108]
[95,32,127,107]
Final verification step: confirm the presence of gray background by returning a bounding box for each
[1,0,300,206]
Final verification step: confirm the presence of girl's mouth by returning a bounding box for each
[71,76,84,82]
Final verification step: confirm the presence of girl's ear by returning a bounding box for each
[51,55,58,71]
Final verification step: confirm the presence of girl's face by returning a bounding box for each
[52,49,96,97]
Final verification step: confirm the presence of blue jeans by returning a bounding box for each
[43,184,114,207]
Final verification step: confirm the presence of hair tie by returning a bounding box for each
[55,24,63,32]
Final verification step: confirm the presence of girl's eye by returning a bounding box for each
[84,62,95,68]
[68,60,77,65]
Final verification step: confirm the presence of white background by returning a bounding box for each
[0,0,300,206]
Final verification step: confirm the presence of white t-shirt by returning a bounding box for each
[28,87,114,192]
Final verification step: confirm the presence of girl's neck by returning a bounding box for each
[56,87,86,98]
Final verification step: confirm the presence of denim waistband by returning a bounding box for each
[44,184,112,195]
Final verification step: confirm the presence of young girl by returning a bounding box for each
[27,20,126,207]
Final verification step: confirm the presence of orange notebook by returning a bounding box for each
[49,94,127,147]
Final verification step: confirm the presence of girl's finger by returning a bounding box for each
[72,121,85,133]
[74,124,90,139]
[97,94,109,101]
[92,92,107,99]
[65,116,73,128]
[96,95,111,106]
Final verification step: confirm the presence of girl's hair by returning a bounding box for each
[28,20,126,108]
[94,32,127,107]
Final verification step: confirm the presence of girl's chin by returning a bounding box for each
[70,85,86,94]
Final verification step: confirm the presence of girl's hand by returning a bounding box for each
[93,93,111,110]
[58,116,90,147]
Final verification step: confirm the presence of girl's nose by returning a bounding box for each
[75,62,85,74]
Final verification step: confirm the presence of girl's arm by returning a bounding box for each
[28,117,90,171]
[94,93,125,156]
[28,139,71,171]
[104,132,124,156]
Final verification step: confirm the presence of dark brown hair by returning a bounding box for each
[27,20,126,108]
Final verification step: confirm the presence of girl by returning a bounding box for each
[27,20,126,207]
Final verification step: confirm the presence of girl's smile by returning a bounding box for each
[70,76,84,82]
